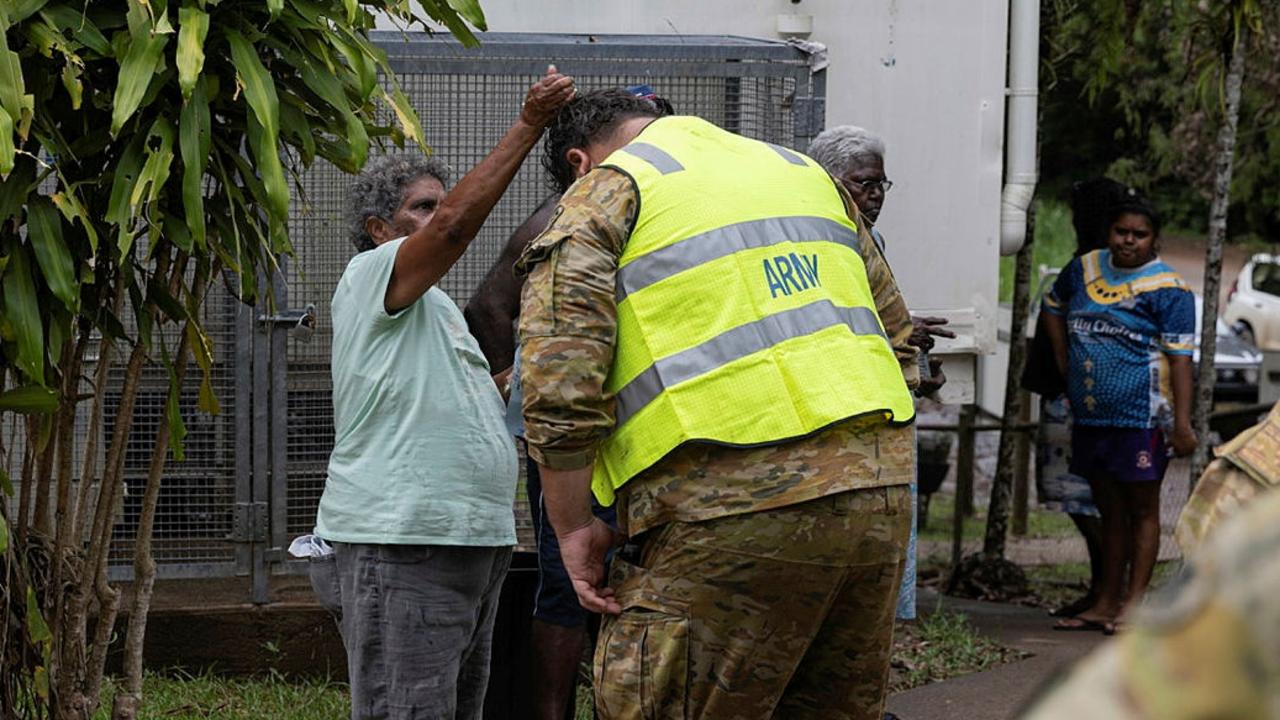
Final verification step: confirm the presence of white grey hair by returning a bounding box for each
[347,154,452,252]
[806,125,886,178]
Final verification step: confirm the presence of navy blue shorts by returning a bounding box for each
[526,455,618,627]
[1069,425,1170,482]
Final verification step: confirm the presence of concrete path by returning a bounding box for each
[887,590,1106,720]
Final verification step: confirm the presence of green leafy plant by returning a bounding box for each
[0,2,486,718]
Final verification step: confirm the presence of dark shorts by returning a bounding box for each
[1069,425,1170,482]
[526,454,617,628]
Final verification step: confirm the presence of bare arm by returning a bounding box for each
[464,195,561,369]
[542,464,623,614]
[384,67,574,313]
[1168,354,1197,456]
[1043,311,1069,380]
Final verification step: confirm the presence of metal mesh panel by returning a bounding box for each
[0,277,241,575]
[0,34,822,587]
[104,278,242,570]
[281,34,819,552]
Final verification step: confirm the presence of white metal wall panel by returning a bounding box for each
[457,0,1009,357]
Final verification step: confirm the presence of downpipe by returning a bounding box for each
[1000,0,1040,256]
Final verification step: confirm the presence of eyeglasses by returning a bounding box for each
[847,178,893,194]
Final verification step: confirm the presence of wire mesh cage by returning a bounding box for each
[1,33,825,594]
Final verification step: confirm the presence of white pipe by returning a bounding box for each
[1000,0,1040,256]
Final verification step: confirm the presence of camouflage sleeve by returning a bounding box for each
[831,180,920,389]
[515,169,638,471]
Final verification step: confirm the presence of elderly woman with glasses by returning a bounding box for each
[808,125,952,628]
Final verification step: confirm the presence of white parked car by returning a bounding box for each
[1194,295,1263,403]
[1224,253,1280,351]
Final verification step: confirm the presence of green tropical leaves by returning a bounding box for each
[2,239,46,385]
[25,196,76,312]
[0,385,58,414]
[5,4,491,715]
[111,1,172,136]
[0,0,497,412]
[226,28,289,223]
[176,6,210,99]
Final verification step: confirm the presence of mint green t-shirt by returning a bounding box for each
[315,239,517,546]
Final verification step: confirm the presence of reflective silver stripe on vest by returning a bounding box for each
[617,215,862,302]
[767,142,807,166]
[614,301,886,425]
[620,143,684,174]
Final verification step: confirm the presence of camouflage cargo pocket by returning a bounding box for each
[596,599,690,720]
[516,233,568,339]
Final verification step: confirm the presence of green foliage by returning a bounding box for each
[0,384,57,413]
[0,0,484,396]
[1041,0,1280,239]
[90,672,350,720]
[920,490,1080,544]
[999,199,1078,304]
[1,2,486,716]
[890,609,1029,692]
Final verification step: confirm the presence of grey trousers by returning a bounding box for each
[322,543,512,720]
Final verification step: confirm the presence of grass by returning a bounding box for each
[94,671,348,720]
[82,611,1028,718]
[1023,561,1092,610]
[889,609,1029,693]
[920,491,1079,544]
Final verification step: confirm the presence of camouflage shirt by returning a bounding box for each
[1175,402,1280,554]
[516,167,918,536]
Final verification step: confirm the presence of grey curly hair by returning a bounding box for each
[806,126,886,178]
[347,155,452,252]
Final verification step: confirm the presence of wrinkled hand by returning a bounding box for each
[1171,424,1198,457]
[909,316,956,352]
[520,64,576,127]
[916,358,947,397]
[557,517,625,615]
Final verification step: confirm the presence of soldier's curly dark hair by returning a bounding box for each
[541,88,664,193]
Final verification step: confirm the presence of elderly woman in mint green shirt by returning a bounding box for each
[312,68,574,720]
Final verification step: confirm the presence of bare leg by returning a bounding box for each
[1075,474,1125,622]
[1119,480,1163,616]
[1052,513,1103,617]
[530,619,587,720]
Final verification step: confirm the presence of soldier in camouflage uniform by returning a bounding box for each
[517,89,919,719]
[1022,464,1280,720]
[1175,402,1280,553]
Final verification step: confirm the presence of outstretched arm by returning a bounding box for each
[384,67,574,313]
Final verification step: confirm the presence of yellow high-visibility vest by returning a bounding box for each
[592,116,915,504]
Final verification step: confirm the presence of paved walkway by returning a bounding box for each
[887,590,1106,720]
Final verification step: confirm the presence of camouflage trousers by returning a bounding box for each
[594,485,911,720]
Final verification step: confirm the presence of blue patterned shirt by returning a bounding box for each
[1043,250,1194,429]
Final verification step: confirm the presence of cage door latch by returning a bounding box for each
[229,501,268,543]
